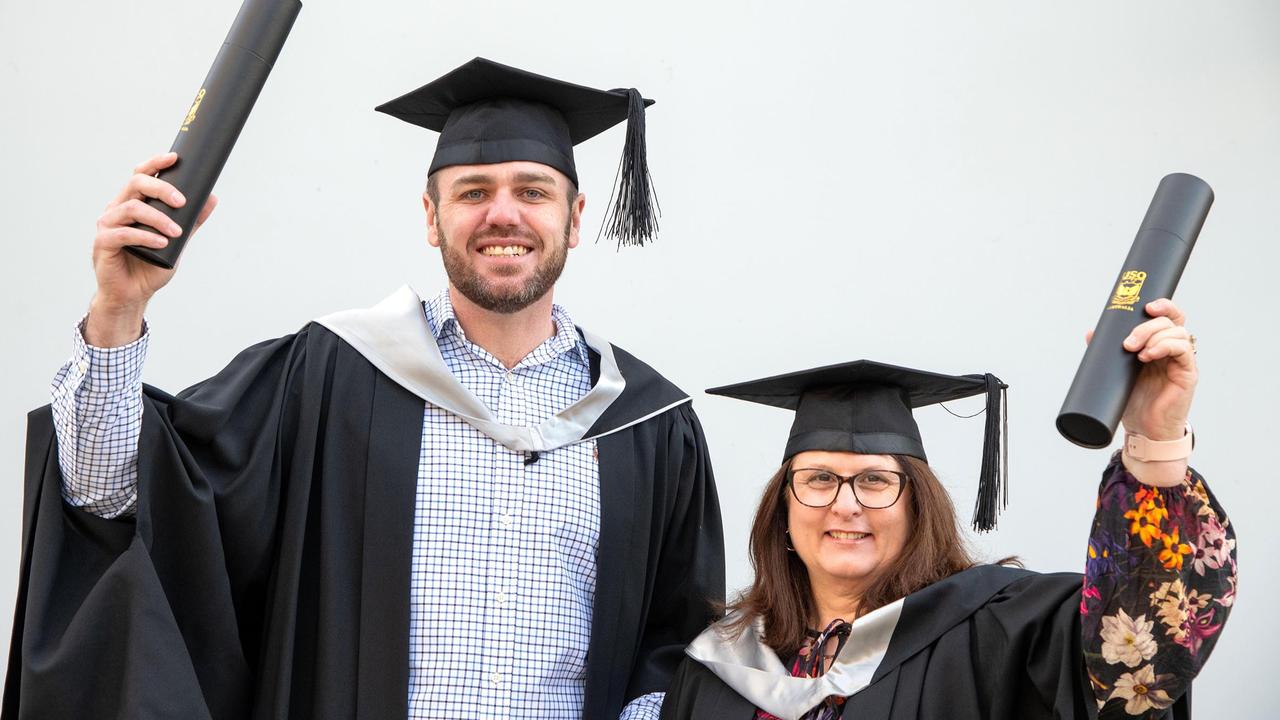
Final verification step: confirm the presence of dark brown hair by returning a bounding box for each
[724,454,978,659]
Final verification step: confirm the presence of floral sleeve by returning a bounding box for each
[1081,453,1237,718]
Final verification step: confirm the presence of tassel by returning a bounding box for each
[972,374,1009,532]
[598,88,660,248]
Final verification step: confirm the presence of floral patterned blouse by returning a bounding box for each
[1083,455,1236,717]
[754,455,1236,720]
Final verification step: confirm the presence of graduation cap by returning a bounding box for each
[707,360,1010,532]
[376,57,659,248]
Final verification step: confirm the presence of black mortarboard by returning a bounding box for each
[707,360,1010,532]
[375,57,660,247]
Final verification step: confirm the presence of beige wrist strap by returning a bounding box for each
[1123,424,1194,462]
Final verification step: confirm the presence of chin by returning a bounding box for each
[821,561,879,585]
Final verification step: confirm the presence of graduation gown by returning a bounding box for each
[660,565,1191,720]
[4,287,724,720]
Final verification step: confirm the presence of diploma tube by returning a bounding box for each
[126,0,302,269]
[1056,173,1213,448]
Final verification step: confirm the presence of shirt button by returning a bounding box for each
[495,591,508,604]
[490,671,503,685]
[77,360,89,373]
[499,513,513,528]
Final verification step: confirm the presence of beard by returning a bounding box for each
[438,217,572,314]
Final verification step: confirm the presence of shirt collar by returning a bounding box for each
[424,289,590,370]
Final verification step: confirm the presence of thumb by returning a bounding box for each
[192,194,219,234]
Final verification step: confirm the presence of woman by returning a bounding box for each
[661,300,1234,720]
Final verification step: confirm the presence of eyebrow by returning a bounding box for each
[513,170,558,186]
[800,466,898,475]
[450,173,495,190]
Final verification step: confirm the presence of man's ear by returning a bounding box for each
[567,191,586,249]
[425,193,441,248]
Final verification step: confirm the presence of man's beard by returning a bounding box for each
[438,217,572,314]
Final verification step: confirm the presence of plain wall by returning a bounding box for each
[2,0,1275,713]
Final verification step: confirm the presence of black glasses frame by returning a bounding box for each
[786,468,910,509]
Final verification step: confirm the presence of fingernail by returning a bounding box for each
[1123,337,1137,349]
[169,223,182,236]
[172,191,185,205]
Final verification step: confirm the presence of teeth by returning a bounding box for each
[829,531,869,540]
[481,245,529,256]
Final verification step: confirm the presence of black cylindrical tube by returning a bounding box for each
[1056,173,1213,448]
[126,0,302,269]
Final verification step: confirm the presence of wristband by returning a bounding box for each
[1123,424,1194,462]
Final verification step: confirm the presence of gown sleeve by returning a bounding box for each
[1081,454,1237,718]
[626,403,726,702]
[5,330,310,719]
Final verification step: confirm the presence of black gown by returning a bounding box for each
[661,565,1190,720]
[4,291,724,720]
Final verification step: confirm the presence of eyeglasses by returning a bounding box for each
[787,468,909,509]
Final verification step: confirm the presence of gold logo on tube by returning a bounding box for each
[181,88,207,132]
[1107,270,1147,311]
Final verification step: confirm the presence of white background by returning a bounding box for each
[2,0,1275,714]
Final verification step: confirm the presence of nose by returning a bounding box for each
[484,189,521,227]
[830,481,862,517]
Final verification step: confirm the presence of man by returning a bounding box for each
[5,58,724,720]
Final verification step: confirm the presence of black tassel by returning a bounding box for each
[598,88,660,249]
[972,374,1009,532]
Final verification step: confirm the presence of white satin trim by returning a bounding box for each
[686,600,904,720]
[316,285,678,452]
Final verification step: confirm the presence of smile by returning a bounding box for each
[479,245,530,256]
[827,531,870,541]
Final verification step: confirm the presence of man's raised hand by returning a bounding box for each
[86,152,217,346]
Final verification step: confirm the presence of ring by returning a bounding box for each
[1189,334,1197,354]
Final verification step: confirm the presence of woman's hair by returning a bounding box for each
[723,454,978,659]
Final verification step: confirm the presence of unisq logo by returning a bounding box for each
[1107,270,1147,311]
[181,88,207,132]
